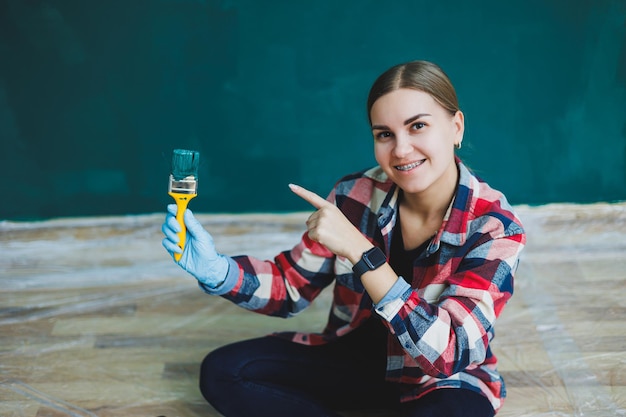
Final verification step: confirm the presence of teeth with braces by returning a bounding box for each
[395,160,425,171]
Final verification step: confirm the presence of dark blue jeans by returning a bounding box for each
[199,320,495,417]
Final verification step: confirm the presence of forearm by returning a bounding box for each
[359,262,400,305]
[345,242,398,305]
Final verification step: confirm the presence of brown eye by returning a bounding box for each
[375,131,392,141]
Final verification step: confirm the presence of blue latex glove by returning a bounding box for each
[162,204,230,288]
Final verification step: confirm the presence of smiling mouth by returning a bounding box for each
[395,159,426,171]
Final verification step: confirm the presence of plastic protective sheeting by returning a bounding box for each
[1,204,625,416]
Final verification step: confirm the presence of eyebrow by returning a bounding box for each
[403,113,431,125]
[371,113,432,131]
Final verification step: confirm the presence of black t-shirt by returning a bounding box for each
[356,212,432,351]
[388,213,432,285]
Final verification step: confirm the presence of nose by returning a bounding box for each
[392,133,413,158]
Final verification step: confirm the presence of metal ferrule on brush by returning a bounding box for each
[168,174,198,194]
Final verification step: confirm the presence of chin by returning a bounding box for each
[395,179,431,195]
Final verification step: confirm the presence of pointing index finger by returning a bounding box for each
[288,183,329,209]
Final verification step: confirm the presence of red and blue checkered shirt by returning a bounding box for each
[204,159,526,412]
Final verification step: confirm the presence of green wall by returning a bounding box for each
[1,0,625,220]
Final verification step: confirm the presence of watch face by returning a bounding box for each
[365,247,386,269]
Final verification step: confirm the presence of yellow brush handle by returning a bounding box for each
[168,192,197,262]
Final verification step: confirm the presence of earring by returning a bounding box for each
[455,141,462,150]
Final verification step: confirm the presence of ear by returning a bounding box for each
[452,110,465,144]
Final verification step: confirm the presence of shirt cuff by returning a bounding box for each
[198,256,240,296]
[373,276,411,321]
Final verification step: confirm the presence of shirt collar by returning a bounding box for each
[366,159,475,251]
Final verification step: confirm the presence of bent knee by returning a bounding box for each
[199,337,286,403]
[199,346,235,401]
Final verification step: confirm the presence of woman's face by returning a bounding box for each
[370,88,464,196]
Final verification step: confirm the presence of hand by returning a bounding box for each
[162,204,230,288]
[289,184,372,263]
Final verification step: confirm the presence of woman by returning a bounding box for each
[162,60,526,417]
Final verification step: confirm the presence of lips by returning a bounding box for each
[394,159,426,171]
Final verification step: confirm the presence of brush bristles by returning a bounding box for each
[171,149,200,180]
[168,174,198,194]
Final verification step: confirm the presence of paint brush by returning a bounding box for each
[168,149,200,261]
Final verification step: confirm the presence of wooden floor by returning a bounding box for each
[1,203,625,417]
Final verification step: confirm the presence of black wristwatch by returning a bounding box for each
[352,247,386,277]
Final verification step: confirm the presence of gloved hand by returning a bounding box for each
[162,204,230,288]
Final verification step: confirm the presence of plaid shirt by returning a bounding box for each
[204,159,525,412]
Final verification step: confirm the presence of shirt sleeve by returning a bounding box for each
[374,276,412,320]
[375,229,525,379]
[206,232,338,318]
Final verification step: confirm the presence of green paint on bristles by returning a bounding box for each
[171,149,200,180]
